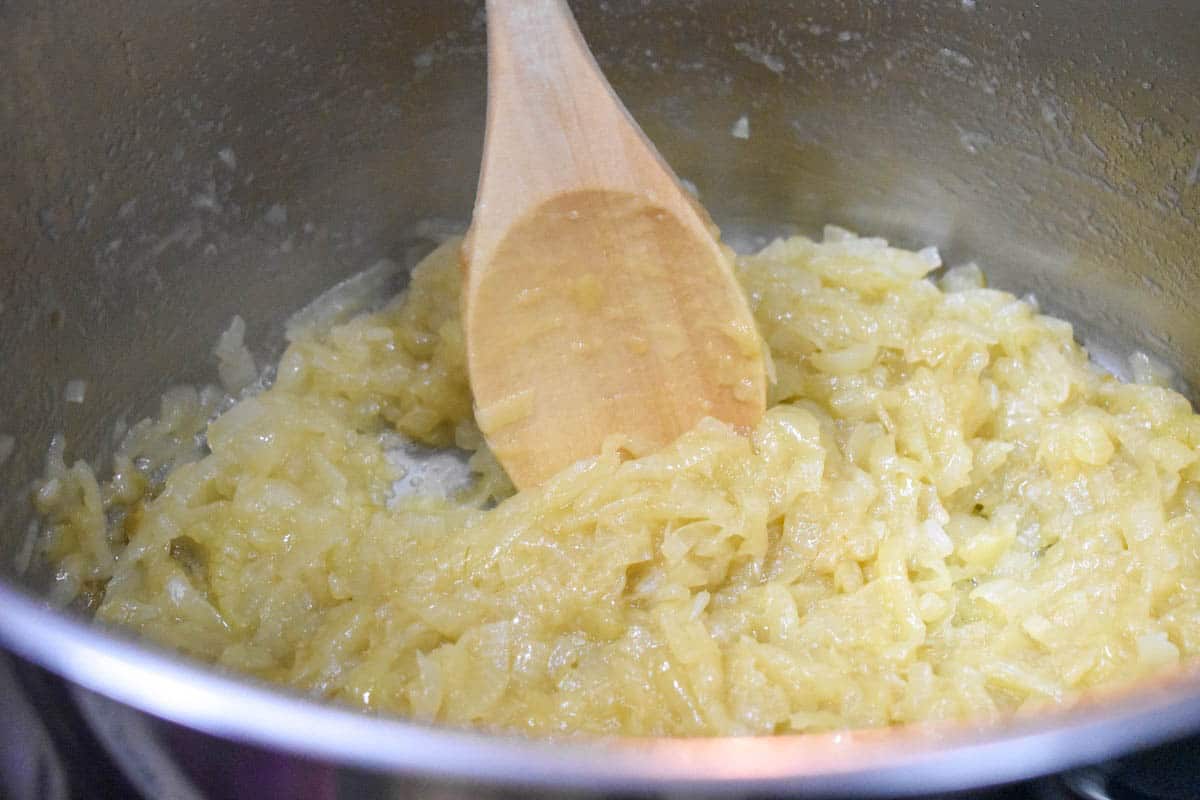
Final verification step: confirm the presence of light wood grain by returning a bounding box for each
[462,0,767,488]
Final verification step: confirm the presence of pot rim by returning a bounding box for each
[2,581,1199,795]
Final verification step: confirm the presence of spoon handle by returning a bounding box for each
[471,0,676,264]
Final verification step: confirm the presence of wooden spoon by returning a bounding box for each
[462,0,767,489]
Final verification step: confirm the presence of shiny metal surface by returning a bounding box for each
[2,0,1199,795]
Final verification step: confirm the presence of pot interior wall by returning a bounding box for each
[2,0,1198,590]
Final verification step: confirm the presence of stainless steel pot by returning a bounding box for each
[2,1,1199,796]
